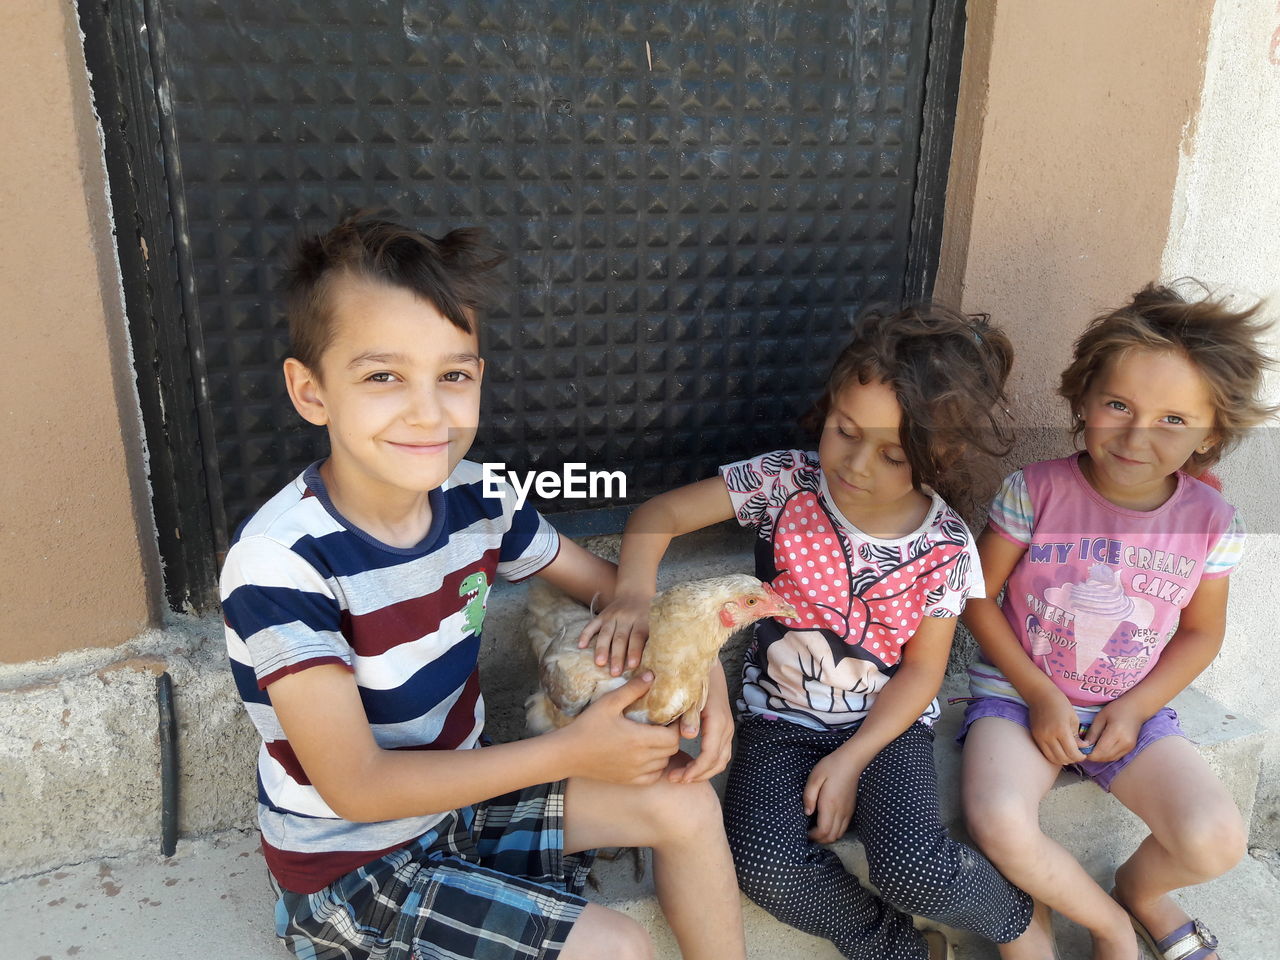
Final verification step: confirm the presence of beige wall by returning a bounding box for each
[1160,0,1280,846]
[940,0,1215,459]
[941,0,1280,842]
[0,0,161,661]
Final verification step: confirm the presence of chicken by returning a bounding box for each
[525,573,798,734]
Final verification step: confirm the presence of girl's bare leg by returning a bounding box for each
[962,717,1137,960]
[1108,736,1244,960]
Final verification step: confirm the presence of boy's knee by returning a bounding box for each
[561,906,653,960]
[642,778,722,844]
[606,916,654,960]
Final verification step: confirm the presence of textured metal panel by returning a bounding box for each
[157,0,936,529]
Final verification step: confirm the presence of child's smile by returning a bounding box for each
[283,276,483,542]
[1077,348,1217,510]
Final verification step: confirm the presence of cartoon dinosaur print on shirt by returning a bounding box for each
[459,571,490,635]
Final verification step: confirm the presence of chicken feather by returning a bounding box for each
[525,573,796,734]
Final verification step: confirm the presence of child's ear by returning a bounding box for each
[283,357,329,426]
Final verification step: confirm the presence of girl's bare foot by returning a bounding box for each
[997,900,1057,959]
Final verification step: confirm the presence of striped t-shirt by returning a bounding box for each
[221,459,560,894]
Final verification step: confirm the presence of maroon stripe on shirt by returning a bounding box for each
[432,670,483,750]
[264,738,312,786]
[263,673,480,787]
[258,656,352,691]
[262,833,422,895]
[339,549,500,657]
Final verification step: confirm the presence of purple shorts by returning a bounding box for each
[958,697,1188,792]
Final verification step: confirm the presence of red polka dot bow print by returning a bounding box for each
[769,491,965,667]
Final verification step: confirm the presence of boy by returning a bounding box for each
[222,215,744,960]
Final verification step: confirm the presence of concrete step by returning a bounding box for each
[7,826,1279,960]
[589,853,1280,960]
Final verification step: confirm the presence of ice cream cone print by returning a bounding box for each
[1043,564,1154,669]
[1071,613,1123,667]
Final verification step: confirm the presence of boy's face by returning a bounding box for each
[285,276,483,507]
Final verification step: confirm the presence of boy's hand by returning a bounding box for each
[804,750,864,844]
[559,672,679,784]
[1026,687,1088,765]
[577,591,652,677]
[1082,697,1145,763]
[670,662,733,783]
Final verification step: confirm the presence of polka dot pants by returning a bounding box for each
[724,715,1032,960]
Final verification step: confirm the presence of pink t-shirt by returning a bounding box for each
[969,454,1243,708]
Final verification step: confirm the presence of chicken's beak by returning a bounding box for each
[761,583,798,620]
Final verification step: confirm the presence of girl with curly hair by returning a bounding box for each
[579,304,1039,960]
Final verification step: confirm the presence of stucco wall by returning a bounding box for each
[938,0,1218,667]
[0,0,160,661]
[1161,0,1280,847]
[941,0,1215,459]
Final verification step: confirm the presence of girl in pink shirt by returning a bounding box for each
[960,284,1275,960]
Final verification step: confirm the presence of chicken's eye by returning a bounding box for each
[745,597,757,606]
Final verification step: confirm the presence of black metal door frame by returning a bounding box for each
[79,0,966,614]
[81,0,224,611]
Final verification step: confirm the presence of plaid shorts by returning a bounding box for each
[273,780,595,960]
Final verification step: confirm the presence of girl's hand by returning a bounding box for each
[1026,687,1088,765]
[670,662,733,783]
[576,591,652,676]
[803,751,865,843]
[1082,697,1146,763]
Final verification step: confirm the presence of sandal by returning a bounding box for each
[1109,890,1218,960]
[1130,916,1219,960]
[922,928,953,960]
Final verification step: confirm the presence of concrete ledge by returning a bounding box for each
[0,617,255,880]
[9,826,1280,960]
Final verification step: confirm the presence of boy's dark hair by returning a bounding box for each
[1059,281,1277,473]
[802,304,1015,512]
[284,214,506,372]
